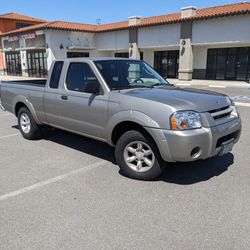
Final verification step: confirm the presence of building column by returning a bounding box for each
[178,6,196,81]
[178,36,193,80]
[128,17,141,60]
[20,50,28,77]
[129,42,140,59]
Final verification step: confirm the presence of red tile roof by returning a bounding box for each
[0,21,97,36]
[0,12,46,23]
[96,20,129,32]
[192,1,250,20]
[47,21,97,32]
[1,2,250,36]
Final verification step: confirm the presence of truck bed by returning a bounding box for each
[1,79,47,87]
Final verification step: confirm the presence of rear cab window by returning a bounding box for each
[49,61,64,89]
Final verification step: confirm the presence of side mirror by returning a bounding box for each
[84,81,102,95]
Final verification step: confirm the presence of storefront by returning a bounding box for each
[154,51,179,78]
[5,51,22,76]
[206,47,250,81]
[27,50,47,78]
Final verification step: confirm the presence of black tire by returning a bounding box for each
[115,130,166,180]
[18,107,41,140]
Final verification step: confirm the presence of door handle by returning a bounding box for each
[61,95,68,100]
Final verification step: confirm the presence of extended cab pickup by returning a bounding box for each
[0,58,242,180]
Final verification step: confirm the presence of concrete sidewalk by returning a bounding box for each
[167,78,250,88]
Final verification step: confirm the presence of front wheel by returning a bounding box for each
[115,130,165,180]
[18,107,41,140]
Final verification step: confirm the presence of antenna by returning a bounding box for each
[96,18,101,26]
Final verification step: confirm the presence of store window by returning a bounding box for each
[115,52,143,60]
[206,47,250,81]
[115,52,129,58]
[16,22,32,29]
[27,50,47,78]
[154,50,179,78]
[67,52,89,58]
[5,52,22,76]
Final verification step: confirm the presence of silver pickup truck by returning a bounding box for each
[0,58,242,180]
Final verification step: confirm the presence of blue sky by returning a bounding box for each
[1,0,242,24]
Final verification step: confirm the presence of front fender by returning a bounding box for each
[13,95,41,124]
[106,110,160,144]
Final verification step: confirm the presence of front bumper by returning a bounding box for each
[146,117,242,162]
[0,103,6,111]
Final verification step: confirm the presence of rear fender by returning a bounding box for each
[13,95,41,124]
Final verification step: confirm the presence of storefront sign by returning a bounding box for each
[7,33,36,42]
[8,36,19,42]
[21,33,36,40]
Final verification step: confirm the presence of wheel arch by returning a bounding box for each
[13,96,41,124]
[108,110,160,146]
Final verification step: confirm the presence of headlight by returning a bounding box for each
[170,111,202,130]
[226,96,235,106]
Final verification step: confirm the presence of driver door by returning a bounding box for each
[58,62,108,140]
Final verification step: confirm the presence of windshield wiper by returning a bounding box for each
[111,85,151,91]
[127,84,152,89]
[150,83,175,88]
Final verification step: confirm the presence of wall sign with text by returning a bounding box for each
[8,33,36,42]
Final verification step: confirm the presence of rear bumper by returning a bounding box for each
[146,117,242,162]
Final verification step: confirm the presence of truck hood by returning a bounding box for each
[121,86,230,112]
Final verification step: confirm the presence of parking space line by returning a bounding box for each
[0,133,20,140]
[176,83,191,86]
[0,160,106,202]
[208,85,226,88]
[235,102,250,107]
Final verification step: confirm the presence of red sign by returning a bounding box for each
[7,33,36,42]
[21,33,36,40]
[8,36,19,42]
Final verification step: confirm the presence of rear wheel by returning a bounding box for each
[115,130,165,180]
[18,107,41,140]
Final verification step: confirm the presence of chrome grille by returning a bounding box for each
[208,106,232,120]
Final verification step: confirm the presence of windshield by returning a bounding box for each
[94,60,170,90]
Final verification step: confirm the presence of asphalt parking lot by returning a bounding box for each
[0,97,250,249]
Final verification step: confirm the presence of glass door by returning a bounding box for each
[225,48,237,80]
[5,52,22,76]
[236,47,249,81]
[154,50,179,78]
[167,51,179,78]
[207,47,250,81]
[27,50,47,78]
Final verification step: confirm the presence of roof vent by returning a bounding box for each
[128,16,142,26]
[181,6,197,18]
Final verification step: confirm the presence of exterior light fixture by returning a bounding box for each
[60,43,64,49]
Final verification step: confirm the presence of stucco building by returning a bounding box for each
[1,2,250,81]
[0,12,46,74]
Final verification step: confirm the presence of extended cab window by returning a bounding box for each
[50,61,64,89]
[66,63,99,92]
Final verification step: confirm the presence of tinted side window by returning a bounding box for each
[66,63,99,92]
[50,61,64,89]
